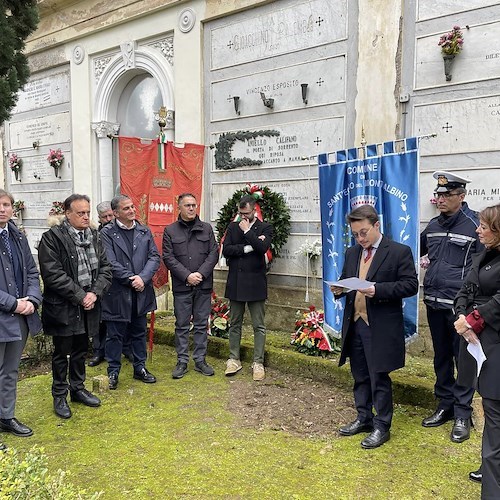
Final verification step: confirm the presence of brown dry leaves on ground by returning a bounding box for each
[227,367,356,439]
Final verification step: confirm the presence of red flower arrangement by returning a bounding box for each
[49,201,65,216]
[209,292,230,338]
[291,305,338,356]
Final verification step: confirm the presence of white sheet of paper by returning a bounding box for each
[324,278,376,291]
[467,340,487,377]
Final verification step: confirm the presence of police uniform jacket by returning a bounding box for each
[421,202,482,310]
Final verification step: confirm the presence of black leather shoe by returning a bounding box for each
[172,362,188,379]
[339,419,374,436]
[422,408,454,427]
[451,417,471,443]
[194,360,215,376]
[133,367,156,384]
[70,389,101,407]
[469,468,482,483]
[87,355,104,367]
[108,374,118,390]
[53,397,72,419]
[361,429,391,449]
[0,418,33,437]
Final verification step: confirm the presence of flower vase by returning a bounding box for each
[14,170,19,182]
[54,167,59,178]
[443,54,455,81]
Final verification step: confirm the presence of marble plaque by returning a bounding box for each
[210,0,347,69]
[417,0,497,21]
[420,168,500,222]
[13,71,70,114]
[211,117,345,170]
[416,22,500,88]
[8,151,71,184]
[20,190,72,220]
[212,56,345,120]
[23,226,47,253]
[211,178,321,223]
[413,96,500,156]
[271,233,323,276]
[8,112,71,150]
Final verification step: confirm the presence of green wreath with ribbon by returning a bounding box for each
[215,184,291,258]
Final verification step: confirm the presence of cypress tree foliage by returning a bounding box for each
[0,0,39,124]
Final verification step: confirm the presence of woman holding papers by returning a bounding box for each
[454,204,500,498]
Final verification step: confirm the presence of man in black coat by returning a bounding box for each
[38,194,112,419]
[223,195,273,381]
[332,205,418,449]
[100,195,160,390]
[163,193,218,379]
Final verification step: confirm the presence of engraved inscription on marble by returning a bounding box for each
[20,190,72,220]
[420,168,500,222]
[211,178,321,223]
[271,234,322,276]
[13,72,70,114]
[414,96,500,156]
[416,22,500,88]
[9,112,71,150]
[212,56,345,120]
[417,0,497,21]
[11,152,71,183]
[211,117,344,170]
[23,227,46,253]
[210,0,347,69]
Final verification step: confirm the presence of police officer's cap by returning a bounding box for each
[433,170,471,193]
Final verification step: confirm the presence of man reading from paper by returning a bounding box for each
[330,205,418,449]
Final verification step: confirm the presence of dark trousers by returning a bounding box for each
[52,333,88,397]
[349,319,393,432]
[173,288,211,363]
[426,307,474,418]
[482,398,500,499]
[92,322,131,358]
[0,317,28,418]
[105,314,147,376]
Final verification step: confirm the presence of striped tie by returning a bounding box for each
[364,247,373,263]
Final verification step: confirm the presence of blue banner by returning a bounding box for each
[319,139,419,342]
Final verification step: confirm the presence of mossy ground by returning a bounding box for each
[9,342,481,499]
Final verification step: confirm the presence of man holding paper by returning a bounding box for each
[331,205,418,449]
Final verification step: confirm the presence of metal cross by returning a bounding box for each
[316,78,324,86]
[316,17,324,27]
[314,137,322,146]
[442,122,453,133]
[227,40,234,49]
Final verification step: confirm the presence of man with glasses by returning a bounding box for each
[223,195,273,381]
[163,193,218,379]
[38,194,112,418]
[332,205,418,449]
[100,195,160,390]
[420,171,483,445]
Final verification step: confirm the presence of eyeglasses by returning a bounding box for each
[352,226,373,240]
[238,209,254,216]
[73,211,91,218]
[182,204,197,209]
[433,192,460,199]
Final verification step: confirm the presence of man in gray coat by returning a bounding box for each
[38,194,112,419]
[101,195,160,390]
[0,189,42,446]
[163,193,218,379]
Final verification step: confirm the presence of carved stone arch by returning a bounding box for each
[92,45,174,201]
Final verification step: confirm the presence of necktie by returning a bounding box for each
[1,230,13,262]
[364,247,373,263]
[79,231,84,242]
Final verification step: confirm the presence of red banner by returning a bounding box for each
[119,137,205,288]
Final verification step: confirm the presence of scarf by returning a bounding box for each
[63,219,99,290]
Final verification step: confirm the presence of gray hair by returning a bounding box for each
[96,201,112,214]
[110,195,131,211]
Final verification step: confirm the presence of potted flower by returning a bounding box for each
[9,153,22,181]
[208,292,230,338]
[47,149,64,178]
[13,200,25,217]
[438,25,464,81]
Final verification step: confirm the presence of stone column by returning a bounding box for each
[91,121,120,202]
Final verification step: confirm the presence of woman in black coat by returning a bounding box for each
[454,204,500,499]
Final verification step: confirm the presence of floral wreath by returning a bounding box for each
[215,183,291,258]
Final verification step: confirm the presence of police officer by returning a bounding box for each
[420,171,483,443]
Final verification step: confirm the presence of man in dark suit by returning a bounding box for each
[332,205,418,449]
[223,195,273,381]
[100,195,160,390]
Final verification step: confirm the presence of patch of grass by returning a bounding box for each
[9,345,481,498]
